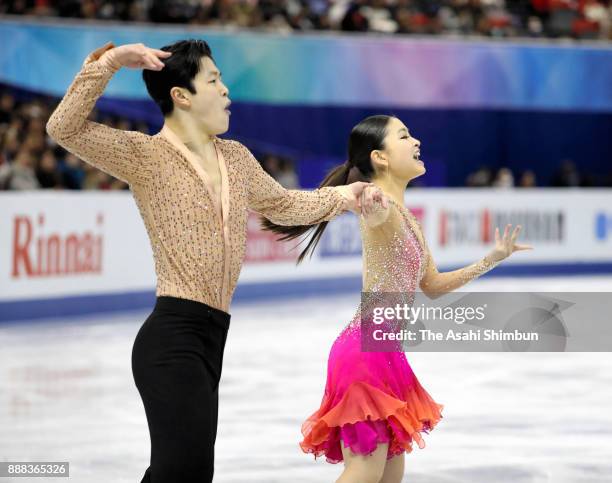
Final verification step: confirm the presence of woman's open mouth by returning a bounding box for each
[414,149,422,164]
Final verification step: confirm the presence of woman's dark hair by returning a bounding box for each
[261,114,394,264]
[142,39,214,116]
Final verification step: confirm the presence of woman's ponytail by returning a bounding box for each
[260,161,353,264]
[260,113,393,264]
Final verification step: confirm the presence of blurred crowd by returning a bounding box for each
[1,90,132,190]
[260,153,300,188]
[1,87,610,191]
[0,88,301,191]
[1,0,611,40]
[465,160,612,187]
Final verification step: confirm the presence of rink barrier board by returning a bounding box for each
[2,190,612,322]
[2,261,612,323]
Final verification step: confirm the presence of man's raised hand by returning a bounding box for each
[103,43,172,71]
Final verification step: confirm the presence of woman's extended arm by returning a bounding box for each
[420,224,533,299]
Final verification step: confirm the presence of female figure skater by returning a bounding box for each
[262,115,532,483]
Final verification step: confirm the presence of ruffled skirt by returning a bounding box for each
[300,320,444,463]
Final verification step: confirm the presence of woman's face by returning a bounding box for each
[373,117,425,182]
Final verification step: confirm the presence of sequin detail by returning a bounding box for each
[345,197,501,332]
[46,46,349,312]
[299,198,445,463]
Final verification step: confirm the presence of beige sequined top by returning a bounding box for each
[361,198,502,298]
[46,45,351,313]
[345,197,502,336]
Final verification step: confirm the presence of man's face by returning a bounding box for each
[182,56,231,135]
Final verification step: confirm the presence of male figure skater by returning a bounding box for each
[46,40,383,482]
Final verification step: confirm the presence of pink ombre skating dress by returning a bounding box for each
[300,200,444,463]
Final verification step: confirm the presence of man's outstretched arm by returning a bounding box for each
[239,142,382,225]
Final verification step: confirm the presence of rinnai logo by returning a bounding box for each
[439,209,564,247]
[12,214,104,278]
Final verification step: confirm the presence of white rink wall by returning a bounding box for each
[1,189,612,321]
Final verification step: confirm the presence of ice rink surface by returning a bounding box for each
[1,276,612,483]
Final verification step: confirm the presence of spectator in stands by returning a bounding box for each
[262,153,282,177]
[0,148,40,190]
[361,0,399,33]
[341,0,372,31]
[518,169,537,187]
[0,92,15,125]
[492,166,515,188]
[1,117,24,162]
[583,0,610,38]
[60,152,85,189]
[36,149,63,188]
[276,157,300,188]
[261,153,300,188]
[551,158,581,186]
[466,165,493,186]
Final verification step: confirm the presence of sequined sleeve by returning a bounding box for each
[46,44,151,185]
[365,205,503,298]
[418,218,502,299]
[240,143,350,226]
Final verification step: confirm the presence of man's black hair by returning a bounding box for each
[142,39,214,116]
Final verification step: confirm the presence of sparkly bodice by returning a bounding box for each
[45,44,349,313]
[342,196,505,334]
[361,198,428,294]
[343,199,429,330]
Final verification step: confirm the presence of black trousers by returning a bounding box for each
[132,296,231,483]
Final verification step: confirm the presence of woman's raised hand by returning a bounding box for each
[489,224,533,262]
